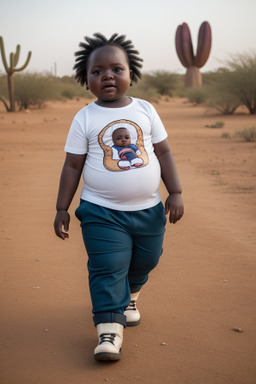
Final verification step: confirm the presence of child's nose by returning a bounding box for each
[103,70,114,80]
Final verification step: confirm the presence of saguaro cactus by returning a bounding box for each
[175,22,211,87]
[0,36,32,111]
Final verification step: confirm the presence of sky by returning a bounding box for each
[0,0,255,77]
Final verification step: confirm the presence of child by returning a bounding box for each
[54,33,184,362]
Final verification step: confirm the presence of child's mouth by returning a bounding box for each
[103,84,116,89]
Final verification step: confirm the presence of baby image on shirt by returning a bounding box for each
[112,127,144,170]
[98,119,149,172]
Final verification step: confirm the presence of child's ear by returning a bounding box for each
[130,70,133,86]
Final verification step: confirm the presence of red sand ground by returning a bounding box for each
[1,98,256,384]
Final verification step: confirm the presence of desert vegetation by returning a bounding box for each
[234,126,256,142]
[0,36,32,112]
[0,51,256,115]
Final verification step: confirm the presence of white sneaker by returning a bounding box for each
[131,158,143,167]
[94,323,123,361]
[124,291,141,326]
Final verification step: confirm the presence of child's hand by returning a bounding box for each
[165,193,184,224]
[54,210,70,240]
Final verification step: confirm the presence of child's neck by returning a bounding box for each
[95,96,132,108]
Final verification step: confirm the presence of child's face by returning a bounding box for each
[112,128,131,147]
[87,45,132,105]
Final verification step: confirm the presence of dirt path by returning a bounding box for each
[1,98,255,384]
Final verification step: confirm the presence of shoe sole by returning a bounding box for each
[126,319,141,327]
[94,351,121,361]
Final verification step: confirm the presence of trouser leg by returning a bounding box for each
[128,202,166,291]
[75,201,132,325]
[84,222,132,319]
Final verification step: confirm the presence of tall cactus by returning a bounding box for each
[175,22,212,87]
[0,36,32,111]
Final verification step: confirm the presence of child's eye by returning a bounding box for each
[113,67,122,73]
[93,70,101,75]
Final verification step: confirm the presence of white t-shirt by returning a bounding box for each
[65,97,168,211]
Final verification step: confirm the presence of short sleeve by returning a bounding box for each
[64,118,88,154]
[150,104,168,144]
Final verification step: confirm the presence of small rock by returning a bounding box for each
[160,342,168,346]
[231,327,243,333]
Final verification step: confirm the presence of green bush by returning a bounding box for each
[225,53,256,114]
[0,72,94,110]
[128,85,160,102]
[204,69,241,115]
[14,73,57,109]
[184,87,209,104]
[142,71,178,97]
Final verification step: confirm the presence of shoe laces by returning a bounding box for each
[125,300,137,311]
[99,333,116,345]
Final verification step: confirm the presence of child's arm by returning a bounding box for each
[153,139,184,224]
[54,153,87,239]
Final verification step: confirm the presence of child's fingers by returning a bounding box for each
[169,206,183,224]
[54,211,70,240]
[61,230,69,240]
[165,195,184,223]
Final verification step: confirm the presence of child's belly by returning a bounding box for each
[81,154,161,210]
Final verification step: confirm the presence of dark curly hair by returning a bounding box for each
[73,33,143,87]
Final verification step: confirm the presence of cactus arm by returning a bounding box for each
[175,23,194,68]
[10,52,15,71]
[0,36,9,73]
[14,51,32,72]
[194,22,212,68]
[14,45,21,66]
[175,25,190,68]
[180,23,194,67]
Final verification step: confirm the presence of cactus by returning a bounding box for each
[175,22,211,88]
[0,36,32,111]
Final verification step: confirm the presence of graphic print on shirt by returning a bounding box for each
[98,119,149,171]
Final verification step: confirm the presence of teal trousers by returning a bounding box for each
[75,200,166,326]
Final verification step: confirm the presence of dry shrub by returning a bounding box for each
[235,127,256,142]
